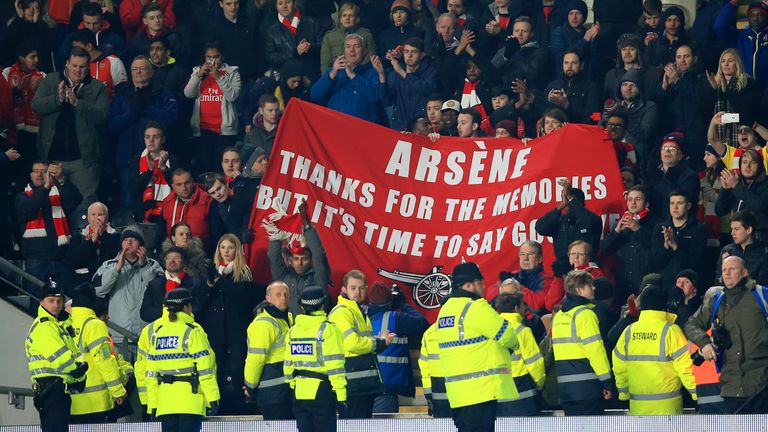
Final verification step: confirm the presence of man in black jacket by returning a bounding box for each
[715,211,768,285]
[140,246,205,322]
[67,202,121,286]
[645,132,699,222]
[601,185,654,301]
[541,48,601,124]
[15,160,81,294]
[535,179,602,277]
[651,190,706,291]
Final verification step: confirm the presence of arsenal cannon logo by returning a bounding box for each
[377,266,452,309]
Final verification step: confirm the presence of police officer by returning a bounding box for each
[145,289,220,432]
[436,262,519,432]
[551,270,614,416]
[284,285,347,432]
[495,293,546,416]
[328,270,394,418]
[612,285,696,415]
[69,283,127,423]
[244,281,294,419]
[25,280,88,432]
[418,320,451,418]
[135,304,170,419]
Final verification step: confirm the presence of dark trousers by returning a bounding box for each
[345,393,375,418]
[33,379,71,432]
[451,400,497,432]
[159,414,203,432]
[261,402,295,420]
[562,398,604,416]
[723,394,768,414]
[372,392,399,413]
[212,343,247,415]
[293,381,336,432]
[70,410,110,424]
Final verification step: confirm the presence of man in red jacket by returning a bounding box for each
[120,0,175,39]
[161,168,214,248]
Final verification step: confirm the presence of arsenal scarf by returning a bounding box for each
[460,78,488,119]
[23,184,70,246]
[498,13,510,31]
[731,146,764,174]
[280,9,301,35]
[165,271,185,292]
[262,198,306,253]
[218,261,234,276]
[622,208,649,221]
[139,148,171,220]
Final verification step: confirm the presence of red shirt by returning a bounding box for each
[199,74,224,133]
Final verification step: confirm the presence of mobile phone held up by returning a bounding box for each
[722,113,740,124]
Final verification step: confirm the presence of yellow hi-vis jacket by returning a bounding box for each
[328,295,382,394]
[418,322,445,401]
[135,310,169,407]
[612,310,697,415]
[145,311,219,416]
[244,307,293,404]
[284,311,347,401]
[551,298,613,402]
[70,307,126,415]
[501,312,546,392]
[436,293,519,408]
[26,306,85,386]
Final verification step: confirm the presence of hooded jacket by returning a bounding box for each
[613,68,658,159]
[645,159,700,222]
[161,185,214,246]
[184,64,241,137]
[714,1,768,86]
[543,69,601,123]
[311,62,384,124]
[644,7,691,67]
[320,20,377,73]
[601,211,654,299]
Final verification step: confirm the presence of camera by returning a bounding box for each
[691,349,705,366]
[391,284,405,309]
[712,319,732,351]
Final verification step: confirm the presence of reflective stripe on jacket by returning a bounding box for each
[612,310,696,415]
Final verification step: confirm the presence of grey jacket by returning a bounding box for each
[183,64,241,136]
[268,227,331,315]
[31,73,109,167]
[93,254,164,342]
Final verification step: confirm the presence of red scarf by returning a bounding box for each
[165,270,185,292]
[280,9,301,35]
[460,79,488,119]
[5,63,43,132]
[139,148,171,221]
[457,14,467,26]
[23,184,70,246]
[498,13,510,31]
[622,208,649,221]
[731,146,764,174]
[218,260,234,276]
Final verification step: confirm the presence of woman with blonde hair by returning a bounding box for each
[704,49,761,147]
[198,234,264,415]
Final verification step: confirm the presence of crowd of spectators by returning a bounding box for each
[2,0,768,418]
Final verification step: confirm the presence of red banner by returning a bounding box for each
[247,100,626,322]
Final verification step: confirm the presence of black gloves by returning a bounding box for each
[207,401,220,416]
[70,362,89,379]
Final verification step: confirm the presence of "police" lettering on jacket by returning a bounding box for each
[438,316,455,328]
[291,343,314,355]
[155,336,179,350]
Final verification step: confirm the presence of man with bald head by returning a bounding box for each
[685,256,768,413]
[68,201,121,285]
[244,281,294,420]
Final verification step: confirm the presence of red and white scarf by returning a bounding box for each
[456,14,467,26]
[460,79,488,119]
[730,146,764,174]
[139,148,171,221]
[165,270,185,292]
[622,208,649,221]
[280,9,301,35]
[217,261,234,276]
[23,184,70,246]
[81,223,117,244]
[262,198,306,253]
[497,12,510,31]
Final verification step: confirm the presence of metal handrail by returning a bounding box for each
[0,257,139,344]
[0,385,34,410]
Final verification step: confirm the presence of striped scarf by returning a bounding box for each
[698,172,723,247]
[280,9,301,35]
[23,184,70,246]
[218,260,234,276]
[139,149,171,221]
[729,146,764,174]
[165,271,185,292]
[460,79,487,119]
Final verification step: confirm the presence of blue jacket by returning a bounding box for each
[714,1,768,86]
[368,303,429,396]
[310,63,383,124]
[107,79,178,168]
[383,57,438,131]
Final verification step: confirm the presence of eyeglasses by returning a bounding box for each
[605,123,625,129]
[662,146,680,153]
